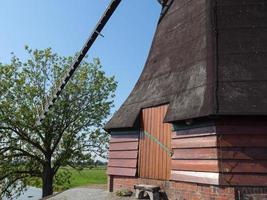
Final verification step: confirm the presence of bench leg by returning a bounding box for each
[135,189,145,199]
[147,191,160,200]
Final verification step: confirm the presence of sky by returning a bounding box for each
[0,0,161,116]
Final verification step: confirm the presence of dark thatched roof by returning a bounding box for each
[105,0,267,131]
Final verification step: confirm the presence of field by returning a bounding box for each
[64,168,107,188]
[29,167,107,191]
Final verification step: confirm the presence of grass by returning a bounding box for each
[29,167,107,191]
[63,167,107,188]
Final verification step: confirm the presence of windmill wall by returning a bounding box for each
[106,0,267,199]
[108,118,267,199]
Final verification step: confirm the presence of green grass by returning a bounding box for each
[29,167,107,191]
[64,168,107,188]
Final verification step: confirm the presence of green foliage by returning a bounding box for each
[0,46,117,198]
[116,188,133,197]
[53,169,72,191]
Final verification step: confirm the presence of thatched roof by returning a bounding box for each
[105,0,267,131]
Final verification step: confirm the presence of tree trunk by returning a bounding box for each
[42,164,54,197]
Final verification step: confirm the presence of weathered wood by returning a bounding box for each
[108,159,137,168]
[172,126,216,139]
[172,135,217,149]
[107,131,139,177]
[107,167,136,176]
[110,135,139,143]
[219,135,267,147]
[108,150,138,159]
[221,160,267,173]
[139,105,171,180]
[220,147,267,160]
[216,125,267,135]
[171,170,220,185]
[172,148,218,160]
[171,160,219,172]
[109,141,139,151]
[221,174,267,186]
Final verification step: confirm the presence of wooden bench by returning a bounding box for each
[134,184,160,200]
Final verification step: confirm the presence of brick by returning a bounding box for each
[110,176,267,199]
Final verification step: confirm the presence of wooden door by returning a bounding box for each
[138,104,172,180]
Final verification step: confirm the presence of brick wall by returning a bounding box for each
[110,176,236,200]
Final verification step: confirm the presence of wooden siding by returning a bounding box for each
[171,126,220,184]
[171,119,267,186]
[107,131,139,177]
[171,170,220,185]
[217,121,267,186]
[138,105,171,180]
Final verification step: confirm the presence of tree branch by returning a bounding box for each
[0,126,46,155]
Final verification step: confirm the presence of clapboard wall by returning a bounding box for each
[171,125,220,185]
[107,130,139,177]
[171,117,267,186]
[217,118,267,186]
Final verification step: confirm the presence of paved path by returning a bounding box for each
[47,188,137,200]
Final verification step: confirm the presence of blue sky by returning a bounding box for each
[0,0,161,115]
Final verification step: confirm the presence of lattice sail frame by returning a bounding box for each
[36,0,122,125]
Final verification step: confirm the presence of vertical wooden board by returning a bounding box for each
[147,108,151,178]
[166,107,172,179]
[141,109,145,177]
[155,106,159,179]
[159,106,164,179]
[163,107,168,179]
[140,115,144,177]
[147,108,152,178]
[152,107,155,179]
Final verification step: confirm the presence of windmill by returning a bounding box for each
[35,0,167,125]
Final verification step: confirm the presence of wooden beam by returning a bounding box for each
[171,170,220,185]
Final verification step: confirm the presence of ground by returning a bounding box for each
[46,186,138,200]
[24,168,144,200]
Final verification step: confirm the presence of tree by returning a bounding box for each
[0,47,117,198]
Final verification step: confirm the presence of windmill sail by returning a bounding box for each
[36,0,122,125]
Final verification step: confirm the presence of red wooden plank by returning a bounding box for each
[219,135,267,147]
[172,132,216,139]
[172,135,217,149]
[216,118,267,126]
[108,150,138,159]
[220,147,267,160]
[221,160,267,173]
[171,170,219,185]
[173,148,218,159]
[221,174,267,186]
[110,135,139,143]
[171,160,219,172]
[217,125,267,135]
[107,167,136,176]
[172,126,216,139]
[108,159,137,168]
[109,141,138,151]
